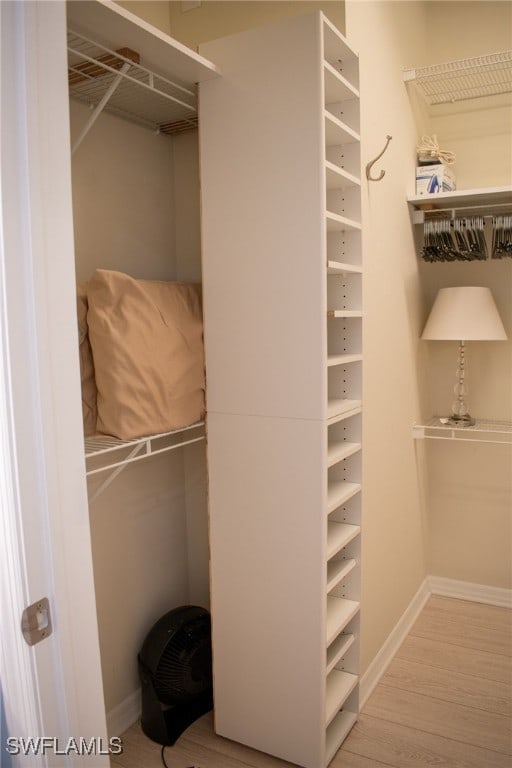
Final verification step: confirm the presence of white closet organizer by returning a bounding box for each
[199,12,362,768]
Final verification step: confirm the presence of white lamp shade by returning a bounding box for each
[422,286,507,341]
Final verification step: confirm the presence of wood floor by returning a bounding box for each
[113,596,512,768]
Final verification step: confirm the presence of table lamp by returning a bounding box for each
[421,286,507,426]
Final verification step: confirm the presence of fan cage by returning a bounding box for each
[154,615,213,704]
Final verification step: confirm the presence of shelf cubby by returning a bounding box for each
[327,228,362,265]
[327,522,360,559]
[326,596,360,646]
[327,439,361,466]
[326,670,359,727]
[327,481,361,514]
[328,398,362,421]
[327,270,361,314]
[322,17,359,93]
[326,708,358,765]
[325,162,360,192]
[327,557,357,594]
[327,315,362,358]
[326,631,355,675]
[326,211,361,233]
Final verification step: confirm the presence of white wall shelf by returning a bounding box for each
[403,50,512,106]
[413,418,512,445]
[407,185,512,223]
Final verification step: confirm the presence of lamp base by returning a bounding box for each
[445,414,476,427]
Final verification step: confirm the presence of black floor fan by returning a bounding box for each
[138,605,213,746]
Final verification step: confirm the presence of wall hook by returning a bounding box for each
[366,135,392,182]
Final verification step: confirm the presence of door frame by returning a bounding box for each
[0,2,108,764]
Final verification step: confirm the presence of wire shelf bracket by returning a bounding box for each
[85,421,206,503]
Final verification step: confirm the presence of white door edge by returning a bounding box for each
[0,2,109,765]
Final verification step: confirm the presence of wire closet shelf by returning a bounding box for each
[84,422,206,504]
[403,50,512,105]
[68,29,199,134]
[413,418,512,445]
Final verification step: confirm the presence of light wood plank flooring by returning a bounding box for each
[113,596,512,768]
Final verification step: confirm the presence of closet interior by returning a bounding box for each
[68,0,218,737]
[68,2,362,767]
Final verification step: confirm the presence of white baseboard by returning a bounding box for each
[359,574,512,708]
[359,578,431,708]
[106,688,141,737]
[428,575,512,608]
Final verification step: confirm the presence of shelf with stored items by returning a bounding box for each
[407,185,512,260]
[199,10,362,767]
[408,185,512,222]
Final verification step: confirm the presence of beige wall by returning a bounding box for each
[116,1,172,33]
[345,0,429,673]
[167,0,344,49]
[71,102,177,282]
[115,0,344,47]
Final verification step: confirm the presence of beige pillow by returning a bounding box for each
[77,283,98,436]
[86,269,205,440]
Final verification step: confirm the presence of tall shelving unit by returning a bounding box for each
[199,12,362,767]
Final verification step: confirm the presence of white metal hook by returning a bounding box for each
[366,135,392,182]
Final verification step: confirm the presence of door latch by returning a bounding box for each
[21,597,52,646]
